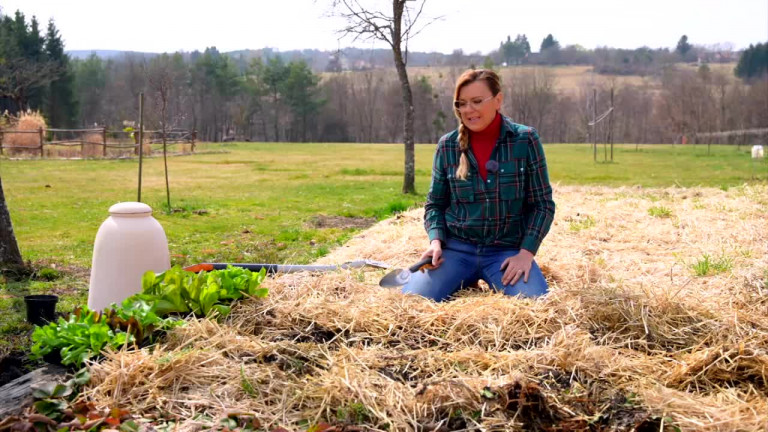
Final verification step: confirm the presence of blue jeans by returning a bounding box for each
[402,237,548,302]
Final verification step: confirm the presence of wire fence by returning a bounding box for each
[0,128,196,158]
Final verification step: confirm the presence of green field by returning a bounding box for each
[4,142,765,266]
[548,143,768,186]
[0,142,766,356]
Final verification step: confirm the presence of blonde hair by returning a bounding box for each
[453,69,502,180]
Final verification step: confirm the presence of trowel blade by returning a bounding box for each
[378,268,411,287]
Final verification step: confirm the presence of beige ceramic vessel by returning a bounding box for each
[88,202,170,311]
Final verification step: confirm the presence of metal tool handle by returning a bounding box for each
[183,260,389,274]
[407,257,434,273]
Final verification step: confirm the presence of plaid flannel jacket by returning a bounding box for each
[424,116,555,254]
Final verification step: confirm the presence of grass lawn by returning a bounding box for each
[0,141,766,360]
[548,143,768,187]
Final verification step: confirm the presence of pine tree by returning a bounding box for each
[540,34,560,52]
[735,42,768,80]
[501,34,531,65]
[0,10,59,113]
[44,19,78,127]
[283,60,323,142]
[19,15,46,109]
[675,35,692,57]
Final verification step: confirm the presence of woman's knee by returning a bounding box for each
[502,275,548,297]
[401,267,471,302]
[488,262,548,298]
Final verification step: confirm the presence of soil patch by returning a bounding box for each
[0,351,28,386]
[309,215,376,230]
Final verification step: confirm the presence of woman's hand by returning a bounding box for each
[420,239,445,268]
[500,249,534,286]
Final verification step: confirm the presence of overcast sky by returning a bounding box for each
[2,0,766,54]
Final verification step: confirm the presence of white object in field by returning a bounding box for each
[88,202,170,311]
[752,145,764,159]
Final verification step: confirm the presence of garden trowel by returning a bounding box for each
[378,257,434,288]
[183,259,390,274]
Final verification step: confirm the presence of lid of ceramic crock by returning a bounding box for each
[108,202,153,216]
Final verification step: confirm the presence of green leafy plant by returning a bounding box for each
[31,368,90,417]
[336,402,370,424]
[219,412,262,432]
[36,267,61,281]
[30,307,133,367]
[691,253,733,276]
[711,255,734,273]
[569,215,596,232]
[691,254,711,276]
[29,297,183,367]
[648,205,673,218]
[305,422,335,432]
[31,266,268,368]
[139,265,268,318]
[241,364,257,397]
[480,386,497,400]
[105,297,183,345]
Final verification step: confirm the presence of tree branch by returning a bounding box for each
[330,0,401,49]
[0,59,61,102]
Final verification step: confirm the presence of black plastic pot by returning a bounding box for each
[24,294,59,326]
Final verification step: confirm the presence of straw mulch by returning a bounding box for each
[83,185,768,431]
[3,111,46,157]
[80,132,104,158]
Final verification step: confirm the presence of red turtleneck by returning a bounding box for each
[470,112,502,181]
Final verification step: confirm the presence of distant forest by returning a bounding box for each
[2,8,767,145]
[66,34,742,76]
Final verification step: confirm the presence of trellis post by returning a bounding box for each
[138,92,144,202]
[593,88,597,162]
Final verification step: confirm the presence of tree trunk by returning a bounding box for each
[162,101,171,210]
[260,112,268,141]
[213,107,220,142]
[273,91,280,142]
[392,0,416,194]
[0,177,24,268]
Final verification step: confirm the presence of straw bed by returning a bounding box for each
[82,185,768,431]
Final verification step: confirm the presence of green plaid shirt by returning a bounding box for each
[425,116,555,254]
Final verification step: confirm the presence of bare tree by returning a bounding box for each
[0,177,24,269]
[0,59,60,112]
[146,55,176,210]
[330,0,437,194]
[502,68,556,131]
[317,75,352,142]
[658,68,714,145]
[614,83,654,144]
[350,70,383,143]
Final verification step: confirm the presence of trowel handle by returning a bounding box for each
[408,257,434,273]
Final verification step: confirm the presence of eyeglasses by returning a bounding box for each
[453,95,494,111]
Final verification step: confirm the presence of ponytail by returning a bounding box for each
[455,122,470,180]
